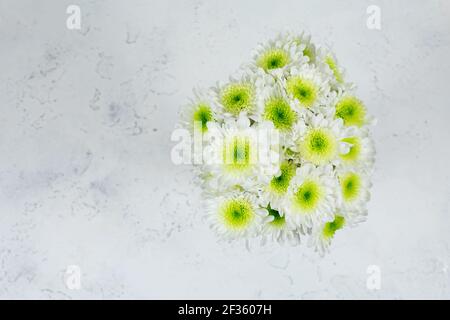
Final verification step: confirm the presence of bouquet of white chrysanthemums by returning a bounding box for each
[178,32,375,254]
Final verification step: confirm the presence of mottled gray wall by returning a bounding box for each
[0,0,449,299]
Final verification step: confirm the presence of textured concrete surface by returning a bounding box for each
[0,0,449,299]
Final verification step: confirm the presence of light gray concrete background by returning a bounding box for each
[0,0,449,299]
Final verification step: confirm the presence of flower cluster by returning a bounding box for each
[179,32,375,254]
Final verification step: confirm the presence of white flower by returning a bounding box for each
[338,127,375,171]
[206,191,266,240]
[290,113,352,166]
[211,70,259,121]
[251,33,307,77]
[337,169,372,216]
[203,114,280,189]
[180,88,216,133]
[308,214,346,255]
[316,48,353,91]
[255,82,299,136]
[260,160,296,209]
[330,90,375,128]
[260,204,301,245]
[281,63,332,115]
[285,31,318,64]
[283,163,336,230]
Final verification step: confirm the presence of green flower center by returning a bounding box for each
[341,172,361,201]
[223,136,252,171]
[267,204,285,228]
[286,77,318,107]
[301,128,337,165]
[269,161,296,195]
[340,136,361,162]
[258,48,290,71]
[293,179,323,212]
[322,215,345,239]
[335,96,366,127]
[325,55,343,83]
[192,103,212,132]
[263,97,297,131]
[303,47,314,62]
[221,83,254,115]
[221,198,254,230]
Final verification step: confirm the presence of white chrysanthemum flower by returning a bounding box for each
[260,204,301,245]
[260,160,296,209]
[204,114,280,189]
[211,71,258,121]
[282,64,332,115]
[332,92,376,128]
[251,33,307,77]
[290,113,352,166]
[339,127,375,171]
[180,89,216,133]
[308,214,346,255]
[315,48,353,91]
[285,31,317,64]
[283,163,336,229]
[255,83,298,135]
[206,192,266,240]
[337,170,371,215]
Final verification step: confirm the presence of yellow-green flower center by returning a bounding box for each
[335,96,366,127]
[267,204,285,228]
[340,136,361,162]
[263,97,297,131]
[258,48,290,71]
[286,77,318,107]
[192,103,213,132]
[340,172,361,201]
[322,215,345,239]
[303,46,315,62]
[222,136,252,172]
[221,198,255,230]
[293,179,323,212]
[269,161,296,195]
[221,83,254,115]
[300,128,337,165]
